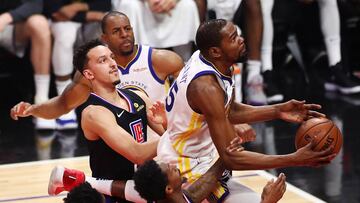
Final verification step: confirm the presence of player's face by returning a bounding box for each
[102,15,135,56]
[159,163,183,190]
[85,45,120,86]
[219,22,247,63]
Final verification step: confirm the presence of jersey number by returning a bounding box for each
[165,82,178,112]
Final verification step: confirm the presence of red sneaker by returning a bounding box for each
[48,166,85,195]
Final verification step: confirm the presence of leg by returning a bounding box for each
[15,15,55,129]
[241,0,267,105]
[15,15,51,104]
[318,0,360,94]
[51,21,81,129]
[260,0,284,103]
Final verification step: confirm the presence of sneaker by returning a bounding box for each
[325,62,360,94]
[262,70,284,104]
[35,118,56,130]
[56,110,78,130]
[245,75,267,106]
[48,166,85,195]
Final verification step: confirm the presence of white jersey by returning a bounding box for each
[158,50,234,180]
[116,45,169,102]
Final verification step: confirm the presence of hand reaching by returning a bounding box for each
[10,102,34,120]
[261,173,287,203]
[147,101,167,129]
[277,99,325,123]
[226,137,244,153]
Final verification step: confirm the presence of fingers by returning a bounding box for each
[304,103,321,110]
[307,110,325,118]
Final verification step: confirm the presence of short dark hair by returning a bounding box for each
[101,11,127,33]
[195,19,227,55]
[63,182,104,203]
[73,39,104,73]
[133,160,168,201]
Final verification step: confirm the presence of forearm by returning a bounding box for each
[31,96,72,119]
[185,159,225,203]
[136,140,159,164]
[229,102,279,124]
[223,150,297,170]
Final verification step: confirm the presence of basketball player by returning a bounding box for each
[10,11,183,121]
[63,39,164,202]
[157,19,336,202]
[133,159,286,203]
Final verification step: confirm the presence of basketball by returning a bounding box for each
[295,117,343,154]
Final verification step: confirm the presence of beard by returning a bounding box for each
[236,50,248,63]
[112,79,121,86]
[121,49,134,56]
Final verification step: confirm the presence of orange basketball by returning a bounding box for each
[295,117,343,154]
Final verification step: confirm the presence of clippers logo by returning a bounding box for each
[129,119,145,143]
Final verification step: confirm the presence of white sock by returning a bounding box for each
[318,0,341,66]
[34,74,50,104]
[85,176,113,196]
[55,79,72,94]
[246,60,262,83]
[260,0,275,72]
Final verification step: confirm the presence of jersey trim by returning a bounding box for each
[89,90,134,113]
[118,45,143,75]
[148,47,165,85]
[198,54,233,84]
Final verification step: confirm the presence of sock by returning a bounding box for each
[318,0,341,66]
[56,79,72,94]
[246,60,261,83]
[85,176,113,196]
[34,74,50,104]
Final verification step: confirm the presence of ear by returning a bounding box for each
[208,47,222,58]
[101,34,108,44]
[165,185,174,195]
[83,69,94,80]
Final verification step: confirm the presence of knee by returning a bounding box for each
[317,0,337,7]
[25,15,51,38]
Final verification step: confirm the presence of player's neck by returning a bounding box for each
[114,45,138,68]
[207,58,233,77]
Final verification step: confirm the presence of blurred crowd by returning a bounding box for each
[1,0,360,130]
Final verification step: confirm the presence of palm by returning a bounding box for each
[148,101,167,126]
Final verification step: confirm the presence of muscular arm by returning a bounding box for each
[82,105,158,165]
[31,71,91,119]
[187,75,332,170]
[184,158,225,203]
[152,49,184,80]
[228,102,280,124]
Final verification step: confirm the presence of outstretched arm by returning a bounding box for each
[187,75,335,171]
[10,71,91,120]
[228,99,325,124]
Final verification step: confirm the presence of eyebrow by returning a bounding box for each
[230,29,237,39]
[97,55,106,61]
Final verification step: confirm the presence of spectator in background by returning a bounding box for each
[298,0,360,94]
[43,0,111,129]
[0,0,52,129]
[111,0,203,61]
